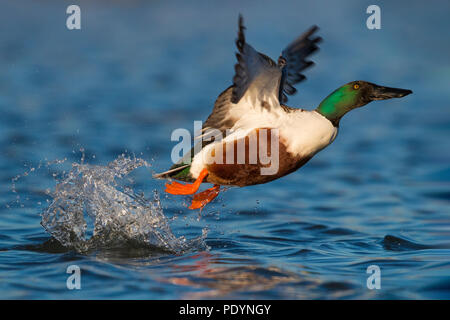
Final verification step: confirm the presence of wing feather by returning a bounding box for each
[232,15,282,105]
[202,16,283,136]
[278,26,321,103]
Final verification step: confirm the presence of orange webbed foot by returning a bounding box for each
[189,185,220,210]
[165,168,209,195]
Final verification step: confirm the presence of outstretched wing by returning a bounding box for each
[202,15,282,136]
[231,15,282,106]
[278,26,321,103]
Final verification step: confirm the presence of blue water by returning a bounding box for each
[1,0,449,299]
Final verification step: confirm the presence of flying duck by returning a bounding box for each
[155,15,412,210]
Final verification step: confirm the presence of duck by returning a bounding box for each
[154,15,412,210]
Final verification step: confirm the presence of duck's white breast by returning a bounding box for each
[280,110,338,158]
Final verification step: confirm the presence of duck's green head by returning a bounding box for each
[316,81,412,126]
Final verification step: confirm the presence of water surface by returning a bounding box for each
[0,0,449,299]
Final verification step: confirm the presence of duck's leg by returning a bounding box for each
[165,169,209,195]
[189,185,220,210]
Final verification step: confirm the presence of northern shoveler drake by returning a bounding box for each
[155,15,412,210]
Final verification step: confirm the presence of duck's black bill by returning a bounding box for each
[370,85,413,100]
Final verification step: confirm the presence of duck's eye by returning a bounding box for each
[353,84,360,90]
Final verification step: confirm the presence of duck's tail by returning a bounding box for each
[153,164,192,181]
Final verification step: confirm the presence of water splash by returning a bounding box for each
[40,155,207,253]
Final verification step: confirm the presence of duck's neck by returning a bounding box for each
[316,87,358,126]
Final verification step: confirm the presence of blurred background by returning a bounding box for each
[0,0,449,299]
